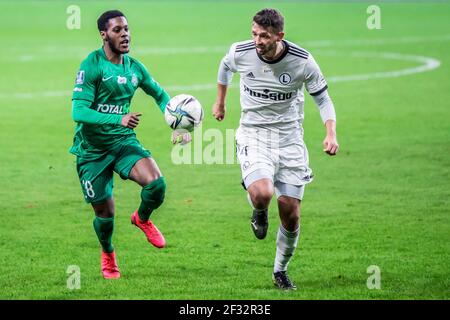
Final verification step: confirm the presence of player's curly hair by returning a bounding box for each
[253,8,284,33]
[97,10,126,31]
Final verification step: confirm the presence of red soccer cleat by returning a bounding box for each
[101,251,120,279]
[131,211,166,248]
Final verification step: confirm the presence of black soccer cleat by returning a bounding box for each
[251,209,268,240]
[272,271,297,290]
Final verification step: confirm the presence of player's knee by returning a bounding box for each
[141,176,166,208]
[94,209,115,218]
[248,178,274,208]
[279,198,300,230]
[250,189,273,208]
[92,199,115,218]
[279,208,299,231]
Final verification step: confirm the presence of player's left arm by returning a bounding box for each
[304,55,339,156]
[312,91,339,156]
[138,62,170,113]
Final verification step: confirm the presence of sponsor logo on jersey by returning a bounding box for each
[73,87,83,92]
[117,76,127,84]
[97,104,126,114]
[243,84,293,101]
[76,70,85,84]
[131,74,138,87]
[279,73,292,85]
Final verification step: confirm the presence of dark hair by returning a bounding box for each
[253,8,284,33]
[97,10,126,31]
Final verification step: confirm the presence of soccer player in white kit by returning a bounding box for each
[212,8,339,290]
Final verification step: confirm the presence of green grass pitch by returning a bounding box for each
[0,0,448,299]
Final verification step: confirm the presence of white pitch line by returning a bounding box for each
[0,51,441,100]
[303,34,450,48]
[8,34,450,62]
[327,52,441,82]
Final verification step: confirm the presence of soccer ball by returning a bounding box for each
[164,94,203,132]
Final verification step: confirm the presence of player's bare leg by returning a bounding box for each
[272,195,301,290]
[278,196,300,232]
[92,198,120,279]
[129,157,166,248]
[247,179,273,239]
[129,157,162,186]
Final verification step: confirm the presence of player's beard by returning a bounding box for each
[106,36,129,54]
[257,41,277,58]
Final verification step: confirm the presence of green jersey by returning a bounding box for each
[70,47,169,160]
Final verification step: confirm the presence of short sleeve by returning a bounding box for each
[224,43,238,73]
[304,55,328,96]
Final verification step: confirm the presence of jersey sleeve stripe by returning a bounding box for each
[289,47,309,57]
[288,50,309,59]
[236,46,256,53]
[288,45,309,56]
[309,85,328,96]
[236,41,254,48]
[236,43,255,50]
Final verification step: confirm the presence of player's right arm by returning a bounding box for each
[212,83,228,121]
[213,46,237,121]
[71,56,140,128]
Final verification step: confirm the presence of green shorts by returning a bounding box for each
[76,137,151,204]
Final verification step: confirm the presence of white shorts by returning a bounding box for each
[236,124,313,200]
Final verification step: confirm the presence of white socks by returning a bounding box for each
[274,224,300,273]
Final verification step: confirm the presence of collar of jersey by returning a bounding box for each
[256,40,289,65]
[99,47,130,72]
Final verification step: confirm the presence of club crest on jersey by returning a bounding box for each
[131,74,138,87]
[76,70,85,84]
[117,76,127,84]
[279,73,292,85]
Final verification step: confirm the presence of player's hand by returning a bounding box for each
[121,112,142,129]
[212,102,226,121]
[323,134,339,156]
[171,130,192,145]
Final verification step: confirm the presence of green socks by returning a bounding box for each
[93,216,114,253]
[138,177,166,221]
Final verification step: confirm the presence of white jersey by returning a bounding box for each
[219,39,328,127]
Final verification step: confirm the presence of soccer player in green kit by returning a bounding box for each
[70,10,190,279]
